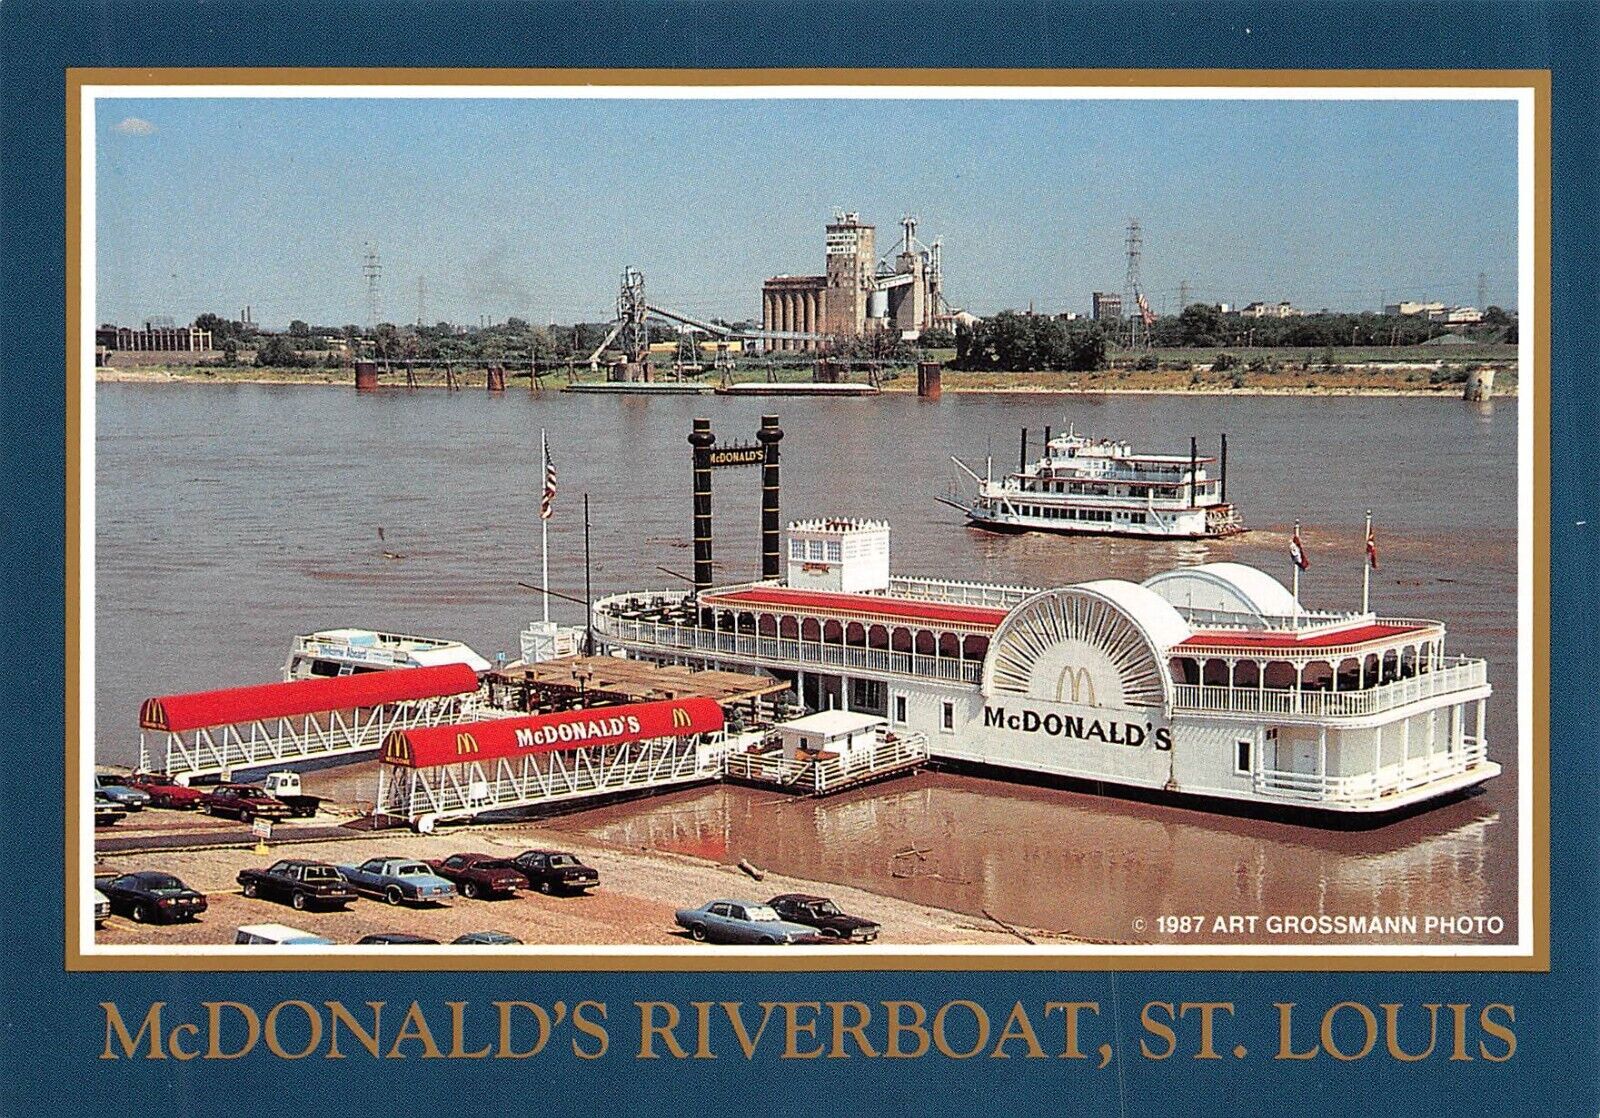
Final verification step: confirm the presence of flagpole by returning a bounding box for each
[1291,520,1301,625]
[1362,509,1372,615]
[540,428,550,625]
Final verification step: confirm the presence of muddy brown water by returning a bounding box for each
[96,384,1519,945]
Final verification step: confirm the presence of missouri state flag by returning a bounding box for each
[1290,525,1309,571]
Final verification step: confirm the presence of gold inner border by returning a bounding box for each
[64,66,1552,974]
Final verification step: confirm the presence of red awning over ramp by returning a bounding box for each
[139,663,482,733]
[381,697,724,769]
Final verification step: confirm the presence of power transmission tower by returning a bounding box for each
[1477,271,1487,310]
[417,276,426,327]
[1124,218,1151,350]
[361,243,382,331]
[1178,279,1190,313]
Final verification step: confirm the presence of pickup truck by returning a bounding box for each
[261,771,326,819]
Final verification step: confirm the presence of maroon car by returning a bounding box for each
[424,853,526,900]
[124,772,205,810]
[197,783,291,823]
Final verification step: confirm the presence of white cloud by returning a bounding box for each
[113,117,156,136]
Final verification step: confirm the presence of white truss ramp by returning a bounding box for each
[136,664,486,783]
[372,697,730,831]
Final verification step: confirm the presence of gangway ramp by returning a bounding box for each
[374,697,731,831]
[139,664,486,782]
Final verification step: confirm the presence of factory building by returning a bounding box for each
[1091,292,1123,321]
[760,211,951,353]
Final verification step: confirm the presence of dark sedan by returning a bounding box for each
[100,870,208,924]
[424,853,525,900]
[453,931,523,945]
[238,859,359,911]
[511,850,600,895]
[768,894,880,942]
[356,932,441,945]
[198,783,291,823]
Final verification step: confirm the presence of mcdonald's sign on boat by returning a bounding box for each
[591,515,1498,823]
[381,698,724,769]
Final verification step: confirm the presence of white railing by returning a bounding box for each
[1171,658,1486,720]
[1253,737,1488,805]
[595,612,984,684]
[377,734,715,827]
[152,692,494,781]
[886,576,1034,609]
[722,731,929,794]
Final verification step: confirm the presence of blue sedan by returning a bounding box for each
[673,899,824,945]
[335,857,456,906]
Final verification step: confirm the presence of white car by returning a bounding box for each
[234,923,334,946]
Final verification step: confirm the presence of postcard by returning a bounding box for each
[4,2,1595,1115]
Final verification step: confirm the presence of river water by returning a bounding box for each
[95,384,1520,945]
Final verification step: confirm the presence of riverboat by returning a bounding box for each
[953,425,1244,539]
[593,517,1496,822]
[283,628,490,681]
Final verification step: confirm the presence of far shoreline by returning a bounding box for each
[94,366,1518,399]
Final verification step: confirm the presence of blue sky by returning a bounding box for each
[95,96,1519,328]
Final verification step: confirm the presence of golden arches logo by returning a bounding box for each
[382,732,412,764]
[1054,666,1097,706]
[455,732,479,755]
[671,707,692,730]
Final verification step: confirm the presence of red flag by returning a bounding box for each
[540,441,557,521]
[1366,523,1378,570]
[1289,528,1309,571]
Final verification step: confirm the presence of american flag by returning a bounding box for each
[540,441,557,521]
[1366,522,1379,570]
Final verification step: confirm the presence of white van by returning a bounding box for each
[234,923,334,946]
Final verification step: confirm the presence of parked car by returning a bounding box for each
[238,859,359,911]
[673,899,827,945]
[235,923,334,946]
[335,857,456,906]
[100,870,208,924]
[261,771,327,819]
[94,775,150,811]
[93,890,110,928]
[94,793,127,827]
[357,932,441,945]
[198,783,292,823]
[767,894,881,942]
[511,850,600,895]
[424,853,525,899]
[452,931,523,945]
[123,772,205,810]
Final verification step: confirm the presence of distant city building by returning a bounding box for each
[1239,301,1301,319]
[1091,292,1123,320]
[96,322,214,352]
[1384,300,1447,317]
[1428,306,1483,325]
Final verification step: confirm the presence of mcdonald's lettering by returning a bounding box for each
[455,732,479,755]
[982,706,1171,751]
[512,714,646,751]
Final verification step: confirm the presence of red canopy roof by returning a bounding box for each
[1174,623,1431,653]
[139,663,481,733]
[703,587,1010,630]
[380,697,724,769]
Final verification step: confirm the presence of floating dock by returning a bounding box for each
[715,382,880,397]
[564,382,712,395]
